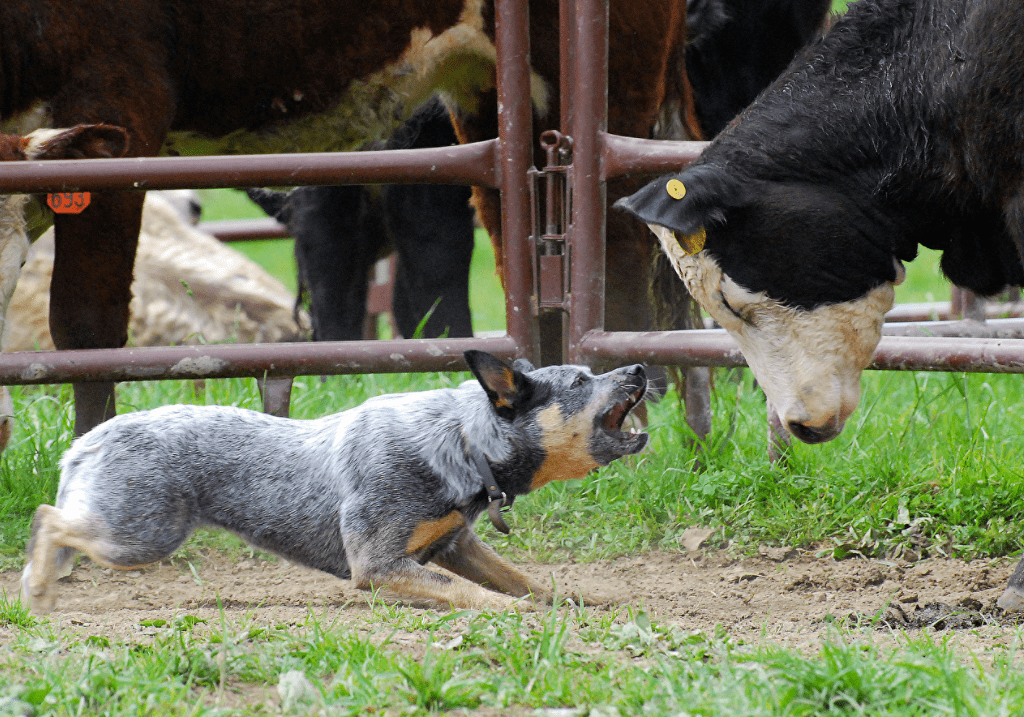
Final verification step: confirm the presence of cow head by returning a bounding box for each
[617,164,904,444]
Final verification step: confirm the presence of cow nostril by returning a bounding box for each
[787,421,831,445]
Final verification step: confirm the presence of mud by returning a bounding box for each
[3,546,1022,657]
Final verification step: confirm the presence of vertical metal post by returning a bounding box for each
[567,0,608,364]
[495,0,540,362]
[559,0,575,135]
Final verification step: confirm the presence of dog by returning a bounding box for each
[21,351,648,613]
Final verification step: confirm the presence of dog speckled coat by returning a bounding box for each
[22,351,648,613]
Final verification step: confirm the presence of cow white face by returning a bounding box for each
[649,224,902,443]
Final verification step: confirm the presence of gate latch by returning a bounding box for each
[529,130,573,311]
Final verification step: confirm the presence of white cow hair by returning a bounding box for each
[650,223,902,439]
[5,193,309,353]
[0,133,55,450]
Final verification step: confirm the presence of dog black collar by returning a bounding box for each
[469,448,515,535]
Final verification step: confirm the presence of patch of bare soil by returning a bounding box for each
[2,549,1022,656]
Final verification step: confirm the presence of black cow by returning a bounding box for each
[617,0,1024,611]
[686,0,831,137]
[247,98,474,341]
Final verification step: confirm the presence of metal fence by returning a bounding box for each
[1,0,1023,401]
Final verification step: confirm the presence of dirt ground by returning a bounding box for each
[3,547,1022,658]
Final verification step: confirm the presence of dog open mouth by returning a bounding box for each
[596,382,649,458]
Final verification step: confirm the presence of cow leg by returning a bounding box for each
[257,376,293,417]
[386,182,474,339]
[294,186,384,342]
[49,192,143,435]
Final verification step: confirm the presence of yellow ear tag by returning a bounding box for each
[673,226,706,255]
[666,179,686,200]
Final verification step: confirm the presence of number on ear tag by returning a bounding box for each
[47,192,91,214]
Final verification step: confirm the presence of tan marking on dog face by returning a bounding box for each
[651,224,896,443]
[529,403,601,491]
[406,510,466,554]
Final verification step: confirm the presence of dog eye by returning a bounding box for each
[571,374,588,388]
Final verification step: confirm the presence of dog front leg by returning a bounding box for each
[431,530,554,603]
[353,556,518,612]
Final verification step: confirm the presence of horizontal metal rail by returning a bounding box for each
[0,140,500,193]
[1,330,1023,388]
[576,330,1024,373]
[0,336,519,385]
[601,134,708,180]
[886,300,1024,322]
[197,217,290,241]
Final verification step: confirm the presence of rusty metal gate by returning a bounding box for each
[0,0,1023,406]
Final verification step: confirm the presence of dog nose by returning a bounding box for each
[787,421,839,445]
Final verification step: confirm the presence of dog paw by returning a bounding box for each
[23,588,56,615]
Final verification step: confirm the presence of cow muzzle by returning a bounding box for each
[786,418,841,445]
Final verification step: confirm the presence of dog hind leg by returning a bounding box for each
[21,504,142,613]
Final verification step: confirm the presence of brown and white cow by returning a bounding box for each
[0,0,543,438]
[0,125,130,449]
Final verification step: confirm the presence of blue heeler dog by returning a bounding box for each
[22,351,649,613]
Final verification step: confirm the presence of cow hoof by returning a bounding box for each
[997,585,1024,613]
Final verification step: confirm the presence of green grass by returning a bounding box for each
[1,603,1022,715]
[3,188,1022,713]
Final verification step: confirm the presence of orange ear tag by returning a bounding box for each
[673,226,706,255]
[666,179,686,200]
[47,192,91,214]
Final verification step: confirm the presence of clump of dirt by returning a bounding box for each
[2,548,1021,655]
[848,597,1024,631]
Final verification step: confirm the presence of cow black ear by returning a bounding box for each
[614,164,756,236]
[464,350,531,418]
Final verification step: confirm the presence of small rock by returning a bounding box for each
[679,527,715,552]
[759,545,797,562]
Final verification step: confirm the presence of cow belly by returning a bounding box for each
[163,10,538,157]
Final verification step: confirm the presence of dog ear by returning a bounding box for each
[464,350,531,418]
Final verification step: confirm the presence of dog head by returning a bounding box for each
[464,350,649,492]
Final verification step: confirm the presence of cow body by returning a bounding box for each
[247,99,475,342]
[0,0,504,436]
[0,0,831,442]
[618,0,1024,442]
[685,0,832,138]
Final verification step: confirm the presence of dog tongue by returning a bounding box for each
[603,403,627,430]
